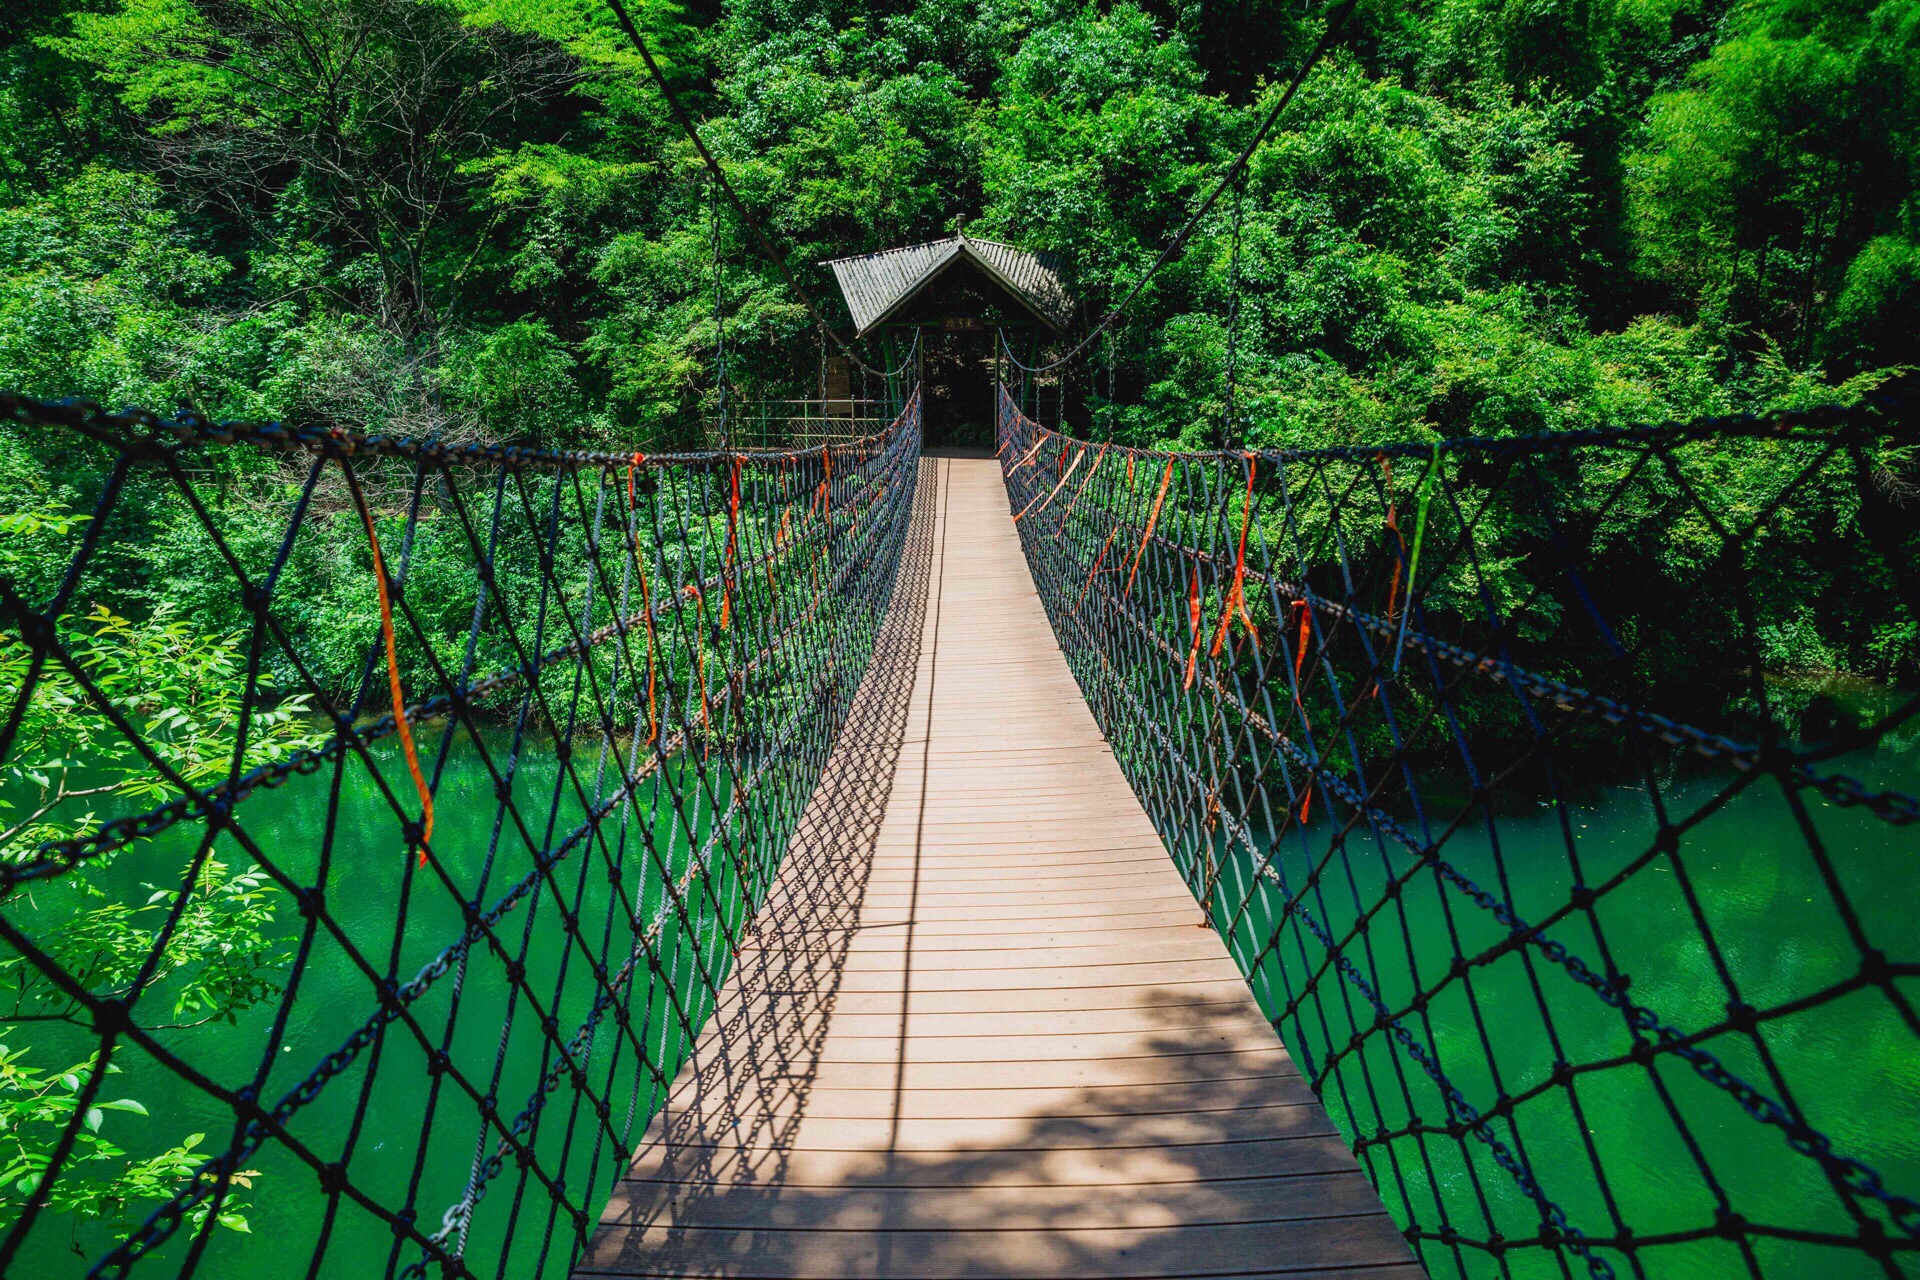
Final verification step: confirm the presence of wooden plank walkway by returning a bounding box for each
[578,456,1422,1279]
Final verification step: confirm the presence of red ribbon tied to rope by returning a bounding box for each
[1293,597,1313,683]
[1209,455,1258,659]
[349,475,434,868]
[1055,444,1107,536]
[1008,436,1047,473]
[1125,460,1175,597]
[720,457,741,631]
[1381,453,1407,623]
[1183,567,1205,690]
[1013,447,1083,523]
[1082,528,1119,603]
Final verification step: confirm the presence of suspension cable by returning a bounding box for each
[1221,172,1243,450]
[710,175,731,449]
[1008,0,1358,376]
[1104,327,1117,441]
[600,0,899,379]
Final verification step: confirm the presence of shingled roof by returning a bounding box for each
[822,235,1073,336]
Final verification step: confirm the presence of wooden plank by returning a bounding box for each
[763,897,1207,924]
[716,959,1246,997]
[847,887,1206,910]
[706,979,1260,1020]
[857,855,1185,875]
[853,870,1195,891]
[825,939,1243,971]
[679,1004,1285,1061]
[691,1000,1277,1039]
[595,1172,1389,1231]
[687,994,1285,1036]
[635,1101,1341,1157]
[716,1024,1286,1066]
[667,1047,1301,1092]
[751,907,1210,937]
[615,1133,1377,1191]
[577,1213,1412,1278]
[663,1077,1323,1121]
[579,457,1420,1280]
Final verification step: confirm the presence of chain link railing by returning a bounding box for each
[997,383,1920,1280]
[0,387,920,1277]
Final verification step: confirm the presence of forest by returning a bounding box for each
[2,0,1914,726]
[2,0,1915,447]
[0,0,1917,1267]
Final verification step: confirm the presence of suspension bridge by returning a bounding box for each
[0,372,1915,1280]
[2,2,1918,1275]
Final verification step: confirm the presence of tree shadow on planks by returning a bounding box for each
[578,455,1421,1279]
[585,988,1423,1278]
[576,456,941,1270]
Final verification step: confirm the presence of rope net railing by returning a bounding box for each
[0,386,921,1277]
[996,383,1920,1280]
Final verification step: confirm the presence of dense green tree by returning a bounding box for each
[1628,0,1920,366]
[4,0,1911,446]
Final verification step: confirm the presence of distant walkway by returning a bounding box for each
[577,456,1422,1279]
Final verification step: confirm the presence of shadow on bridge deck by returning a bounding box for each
[576,457,1422,1279]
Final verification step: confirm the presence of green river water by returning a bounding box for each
[1215,694,1920,1279]
[7,703,1919,1278]
[9,728,742,1279]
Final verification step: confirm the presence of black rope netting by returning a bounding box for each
[997,384,1920,1280]
[0,387,921,1277]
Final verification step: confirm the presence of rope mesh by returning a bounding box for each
[0,387,921,1277]
[997,383,1920,1280]
[4,373,1917,1278]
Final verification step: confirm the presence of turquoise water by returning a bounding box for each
[6,726,747,1279]
[1210,722,1920,1278]
[6,707,1918,1278]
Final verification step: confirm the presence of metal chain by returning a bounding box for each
[995,385,1920,1279]
[0,389,923,1277]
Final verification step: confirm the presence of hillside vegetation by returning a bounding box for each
[1,0,1913,451]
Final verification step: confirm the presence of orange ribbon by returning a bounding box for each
[1291,590,1314,826]
[687,584,713,734]
[1009,437,1048,473]
[1081,528,1119,604]
[1055,444,1107,535]
[720,458,741,631]
[1125,460,1175,597]
[1013,447,1084,523]
[636,553,659,746]
[1183,568,1205,690]
[351,485,433,867]
[1381,454,1406,622]
[1209,456,1258,659]
[1293,597,1313,683]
